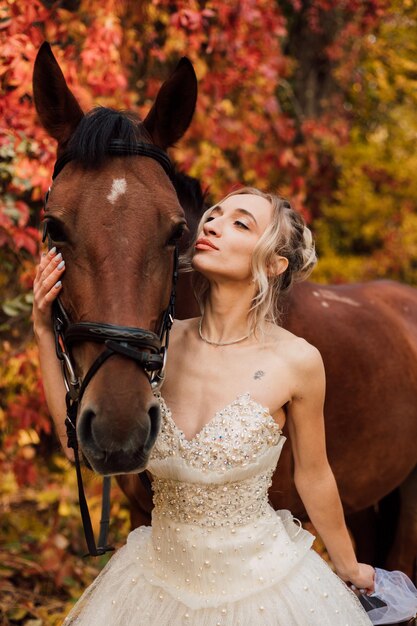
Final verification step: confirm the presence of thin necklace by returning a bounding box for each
[198,316,251,347]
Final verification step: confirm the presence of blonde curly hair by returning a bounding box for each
[180,187,317,333]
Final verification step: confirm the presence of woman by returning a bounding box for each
[33,187,374,625]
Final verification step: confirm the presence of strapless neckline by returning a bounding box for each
[156,391,281,444]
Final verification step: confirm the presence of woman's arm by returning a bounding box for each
[33,248,71,459]
[286,340,375,593]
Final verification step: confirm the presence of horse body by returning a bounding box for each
[280,280,417,512]
[276,281,417,575]
[33,44,417,575]
[286,280,417,575]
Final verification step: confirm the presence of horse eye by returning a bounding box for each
[43,219,66,243]
[166,223,186,246]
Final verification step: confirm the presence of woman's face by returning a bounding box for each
[191,193,274,282]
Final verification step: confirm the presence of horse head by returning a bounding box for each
[33,43,197,475]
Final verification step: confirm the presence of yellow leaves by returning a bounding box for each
[187,140,239,198]
[0,471,18,495]
[313,253,371,284]
[192,57,209,81]
[218,98,235,116]
[6,608,28,622]
[53,455,71,471]
[243,169,258,185]
[36,487,64,506]
[400,212,417,256]
[145,2,169,25]
[17,429,40,447]
[58,501,72,517]
[315,82,417,282]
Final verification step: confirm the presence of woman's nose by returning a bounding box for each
[203,219,220,236]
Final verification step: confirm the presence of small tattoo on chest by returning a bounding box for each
[253,370,265,380]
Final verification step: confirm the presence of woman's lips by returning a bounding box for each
[195,238,219,250]
[195,242,217,250]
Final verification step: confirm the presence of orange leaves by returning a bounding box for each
[1,347,47,489]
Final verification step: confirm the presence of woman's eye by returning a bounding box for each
[43,219,66,243]
[204,216,214,223]
[235,220,249,230]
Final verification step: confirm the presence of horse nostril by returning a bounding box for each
[145,402,161,452]
[78,407,103,458]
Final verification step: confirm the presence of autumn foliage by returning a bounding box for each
[1,0,416,623]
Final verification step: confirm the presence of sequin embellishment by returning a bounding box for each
[151,392,283,472]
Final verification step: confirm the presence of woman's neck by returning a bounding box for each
[201,281,255,344]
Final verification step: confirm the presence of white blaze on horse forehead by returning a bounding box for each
[107,178,127,204]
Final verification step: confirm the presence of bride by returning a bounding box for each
[33,187,374,624]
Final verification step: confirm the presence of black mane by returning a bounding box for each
[66,106,207,233]
[67,107,150,168]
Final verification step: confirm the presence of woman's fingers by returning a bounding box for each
[35,247,57,282]
[36,254,65,296]
[35,252,53,290]
[42,257,65,294]
[46,280,62,299]
[41,249,63,283]
[34,248,65,315]
[38,271,64,309]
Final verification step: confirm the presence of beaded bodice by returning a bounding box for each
[147,392,286,528]
[140,393,316,608]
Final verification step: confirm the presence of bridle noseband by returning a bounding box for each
[44,140,179,556]
[51,250,178,406]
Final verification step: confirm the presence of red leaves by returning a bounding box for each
[0,198,40,256]
[12,456,38,488]
[171,8,215,32]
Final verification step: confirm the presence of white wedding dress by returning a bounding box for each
[64,392,372,625]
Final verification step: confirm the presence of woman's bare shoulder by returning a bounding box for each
[265,323,324,374]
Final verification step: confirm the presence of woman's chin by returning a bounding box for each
[191,255,211,273]
[191,257,220,278]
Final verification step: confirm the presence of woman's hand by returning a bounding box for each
[339,562,376,595]
[33,247,65,337]
[33,247,73,461]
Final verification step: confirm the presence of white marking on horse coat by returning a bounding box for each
[313,289,361,307]
[107,178,127,204]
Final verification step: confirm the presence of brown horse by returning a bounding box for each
[33,42,197,474]
[33,44,417,579]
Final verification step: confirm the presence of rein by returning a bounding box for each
[44,141,179,556]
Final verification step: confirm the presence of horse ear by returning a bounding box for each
[33,42,84,147]
[143,57,197,150]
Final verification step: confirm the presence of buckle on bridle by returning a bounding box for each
[61,351,81,400]
[149,346,167,391]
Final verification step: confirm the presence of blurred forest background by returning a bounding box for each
[1,0,417,623]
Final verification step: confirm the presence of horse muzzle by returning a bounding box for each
[76,398,161,475]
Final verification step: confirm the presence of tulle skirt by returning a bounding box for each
[64,509,371,625]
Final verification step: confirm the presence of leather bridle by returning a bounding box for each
[44,140,179,556]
